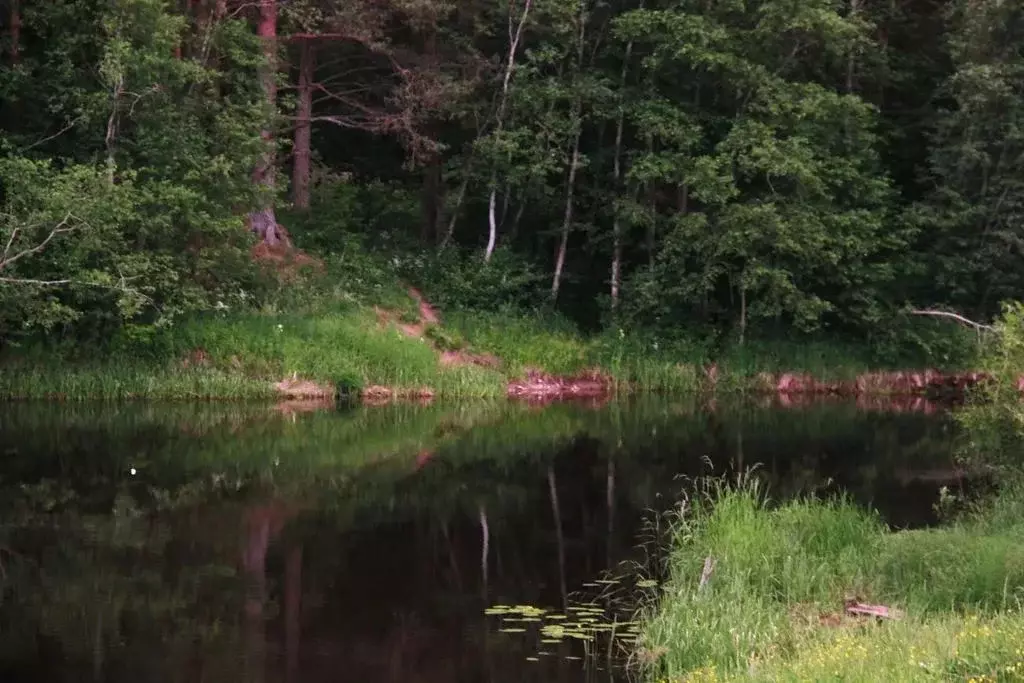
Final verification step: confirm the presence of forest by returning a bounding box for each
[0,0,1021,386]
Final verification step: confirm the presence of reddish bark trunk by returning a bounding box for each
[419,25,442,243]
[9,0,20,64]
[250,0,283,246]
[421,157,442,243]
[292,39,314,210]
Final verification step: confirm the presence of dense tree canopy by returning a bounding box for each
[0,0,1020,345]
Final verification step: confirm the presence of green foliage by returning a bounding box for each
[0,0,1019,364]
[639,477,1024,682]
[282,175,422,254]
[954,303,1024,476]
[915,0,1024,319]
[613,1,904,333]
[401,247,547,311]
[0,0,266,340]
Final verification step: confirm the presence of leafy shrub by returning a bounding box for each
[400,246,546,312]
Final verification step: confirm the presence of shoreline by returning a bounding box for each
[0,364,993,405]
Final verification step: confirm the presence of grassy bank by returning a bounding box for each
[0,290,981,401]
[636,478,1024,683]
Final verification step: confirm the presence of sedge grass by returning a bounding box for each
[636,476,1024,683]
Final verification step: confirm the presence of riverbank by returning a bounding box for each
[0,289,981,402]
[635,479,1024,683]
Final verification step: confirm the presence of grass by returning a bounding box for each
[0,305,506,400]
[636,476,1024,683]
[0,289,982,401]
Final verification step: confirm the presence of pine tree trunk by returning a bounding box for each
[421,157,442,243]
[292,39,314,210]
[250,0,283,246]
[9,0,21,64]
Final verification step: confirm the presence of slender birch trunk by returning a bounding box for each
[485,0,533,261]
[609,0,640,311]
[551,0,588,300]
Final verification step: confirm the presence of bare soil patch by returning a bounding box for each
[273,377,335,400]
[507,368,613,402]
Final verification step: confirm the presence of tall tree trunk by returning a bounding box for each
[422,158,442,242]
[609,2,639,312]
[105,76,124,183]
[486,171,500,259]
[250,0,283,246]
[485,0,533,262]
[292,39,314,210]
[551,0,588,301]
[551,138,579,301]
[738,284,747,345]
[9,0,20,64]
[508,200,526,242]
[441,176,468,248]
[420,23,443,244]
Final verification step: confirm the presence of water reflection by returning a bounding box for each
[0,397,963,682]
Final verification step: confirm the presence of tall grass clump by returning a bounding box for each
[636,475,1024,682]
[444,308,710,392]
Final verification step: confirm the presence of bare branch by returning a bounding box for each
[17,117,82,154]
[0,213,77,271]
[0,275,153,305]
[2,227,18,262]
[0,277,74,286]
[910,308,995,331]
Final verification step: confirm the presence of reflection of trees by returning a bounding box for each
[0,493,247,681]
[0,397,961,681]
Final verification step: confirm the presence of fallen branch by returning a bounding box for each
[698,556,716,591]
[844,599,904,620]
[910,309,994,332]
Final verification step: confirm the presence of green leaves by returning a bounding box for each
[611,0,900,333]
[0,0,266,340]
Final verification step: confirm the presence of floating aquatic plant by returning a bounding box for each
[484,566,657,669]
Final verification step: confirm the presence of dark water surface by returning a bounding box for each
[0,397,965,682]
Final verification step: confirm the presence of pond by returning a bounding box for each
[0,396,966,682]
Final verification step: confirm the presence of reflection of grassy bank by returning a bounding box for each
[0,397,957,491]
[636,479,1024,682]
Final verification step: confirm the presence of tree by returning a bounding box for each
[916,0,1024,318]
[0,0,267,338]
[613,0,903,334]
